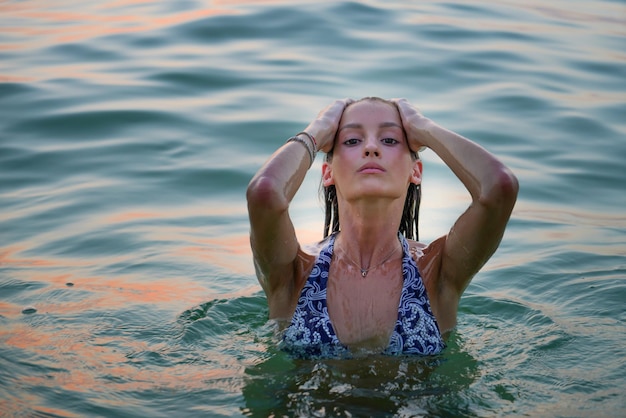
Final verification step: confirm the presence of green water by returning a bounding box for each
[1,0,625,416]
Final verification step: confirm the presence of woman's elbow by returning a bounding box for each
[246,175,289,214]
[480,166,519,213]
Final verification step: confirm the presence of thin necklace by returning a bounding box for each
[338,243,401,278]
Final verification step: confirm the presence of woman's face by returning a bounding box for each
[322,99,421,203]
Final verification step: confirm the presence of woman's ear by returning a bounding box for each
[322,161,334,187]
[410,159,423,185]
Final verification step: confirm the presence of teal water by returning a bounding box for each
[1,0,625,416]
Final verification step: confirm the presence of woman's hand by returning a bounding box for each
[305,98,353,153]
[391,98,433,153]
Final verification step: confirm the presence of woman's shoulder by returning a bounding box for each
[301,233,335,257]
[406,236,447,265]
[405,238,427,262]
[286,236,332,302]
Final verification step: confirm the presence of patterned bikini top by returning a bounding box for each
[281,233,445,359]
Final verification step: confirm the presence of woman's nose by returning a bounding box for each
[363,137,380,157]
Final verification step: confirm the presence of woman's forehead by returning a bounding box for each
[342,100,400,124]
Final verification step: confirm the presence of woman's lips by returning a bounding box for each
[358,163,386,173]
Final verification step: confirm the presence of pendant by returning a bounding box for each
[360,269,368,278]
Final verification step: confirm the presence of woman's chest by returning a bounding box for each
[326,267,404,348]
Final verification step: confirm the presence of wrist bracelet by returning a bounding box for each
[296,131,317,150]
[286,132,317,167]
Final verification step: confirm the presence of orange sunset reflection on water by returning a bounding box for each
[3,312,250,402]
[0,199,264,406]
[0,251,259,409]
[0,0,312,53]
[104,207,255,275]
[0,1,235,49]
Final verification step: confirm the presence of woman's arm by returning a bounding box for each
[246,99,351,300]
[393,99,519,299]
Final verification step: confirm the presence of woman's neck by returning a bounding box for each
[334,198,404,268]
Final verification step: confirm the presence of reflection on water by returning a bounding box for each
[0,1,236,52]
[242,332,479,417]
[1,0,625,415]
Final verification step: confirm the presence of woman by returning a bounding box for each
[247,97,518,359]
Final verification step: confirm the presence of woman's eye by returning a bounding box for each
[382,138,398,145]
[344,138,360,146]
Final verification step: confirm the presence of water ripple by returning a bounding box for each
[1,0,625,416]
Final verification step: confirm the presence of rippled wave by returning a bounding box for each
[1,0,624,416]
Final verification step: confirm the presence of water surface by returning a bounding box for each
[1,0,625,416]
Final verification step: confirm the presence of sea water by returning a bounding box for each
[1,0,625,416]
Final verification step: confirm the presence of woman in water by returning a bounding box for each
[247,97,518,358]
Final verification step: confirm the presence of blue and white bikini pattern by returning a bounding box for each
[281,233,445,359]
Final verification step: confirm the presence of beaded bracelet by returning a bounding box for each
[286,132,317,167]
[296,131,317,150]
